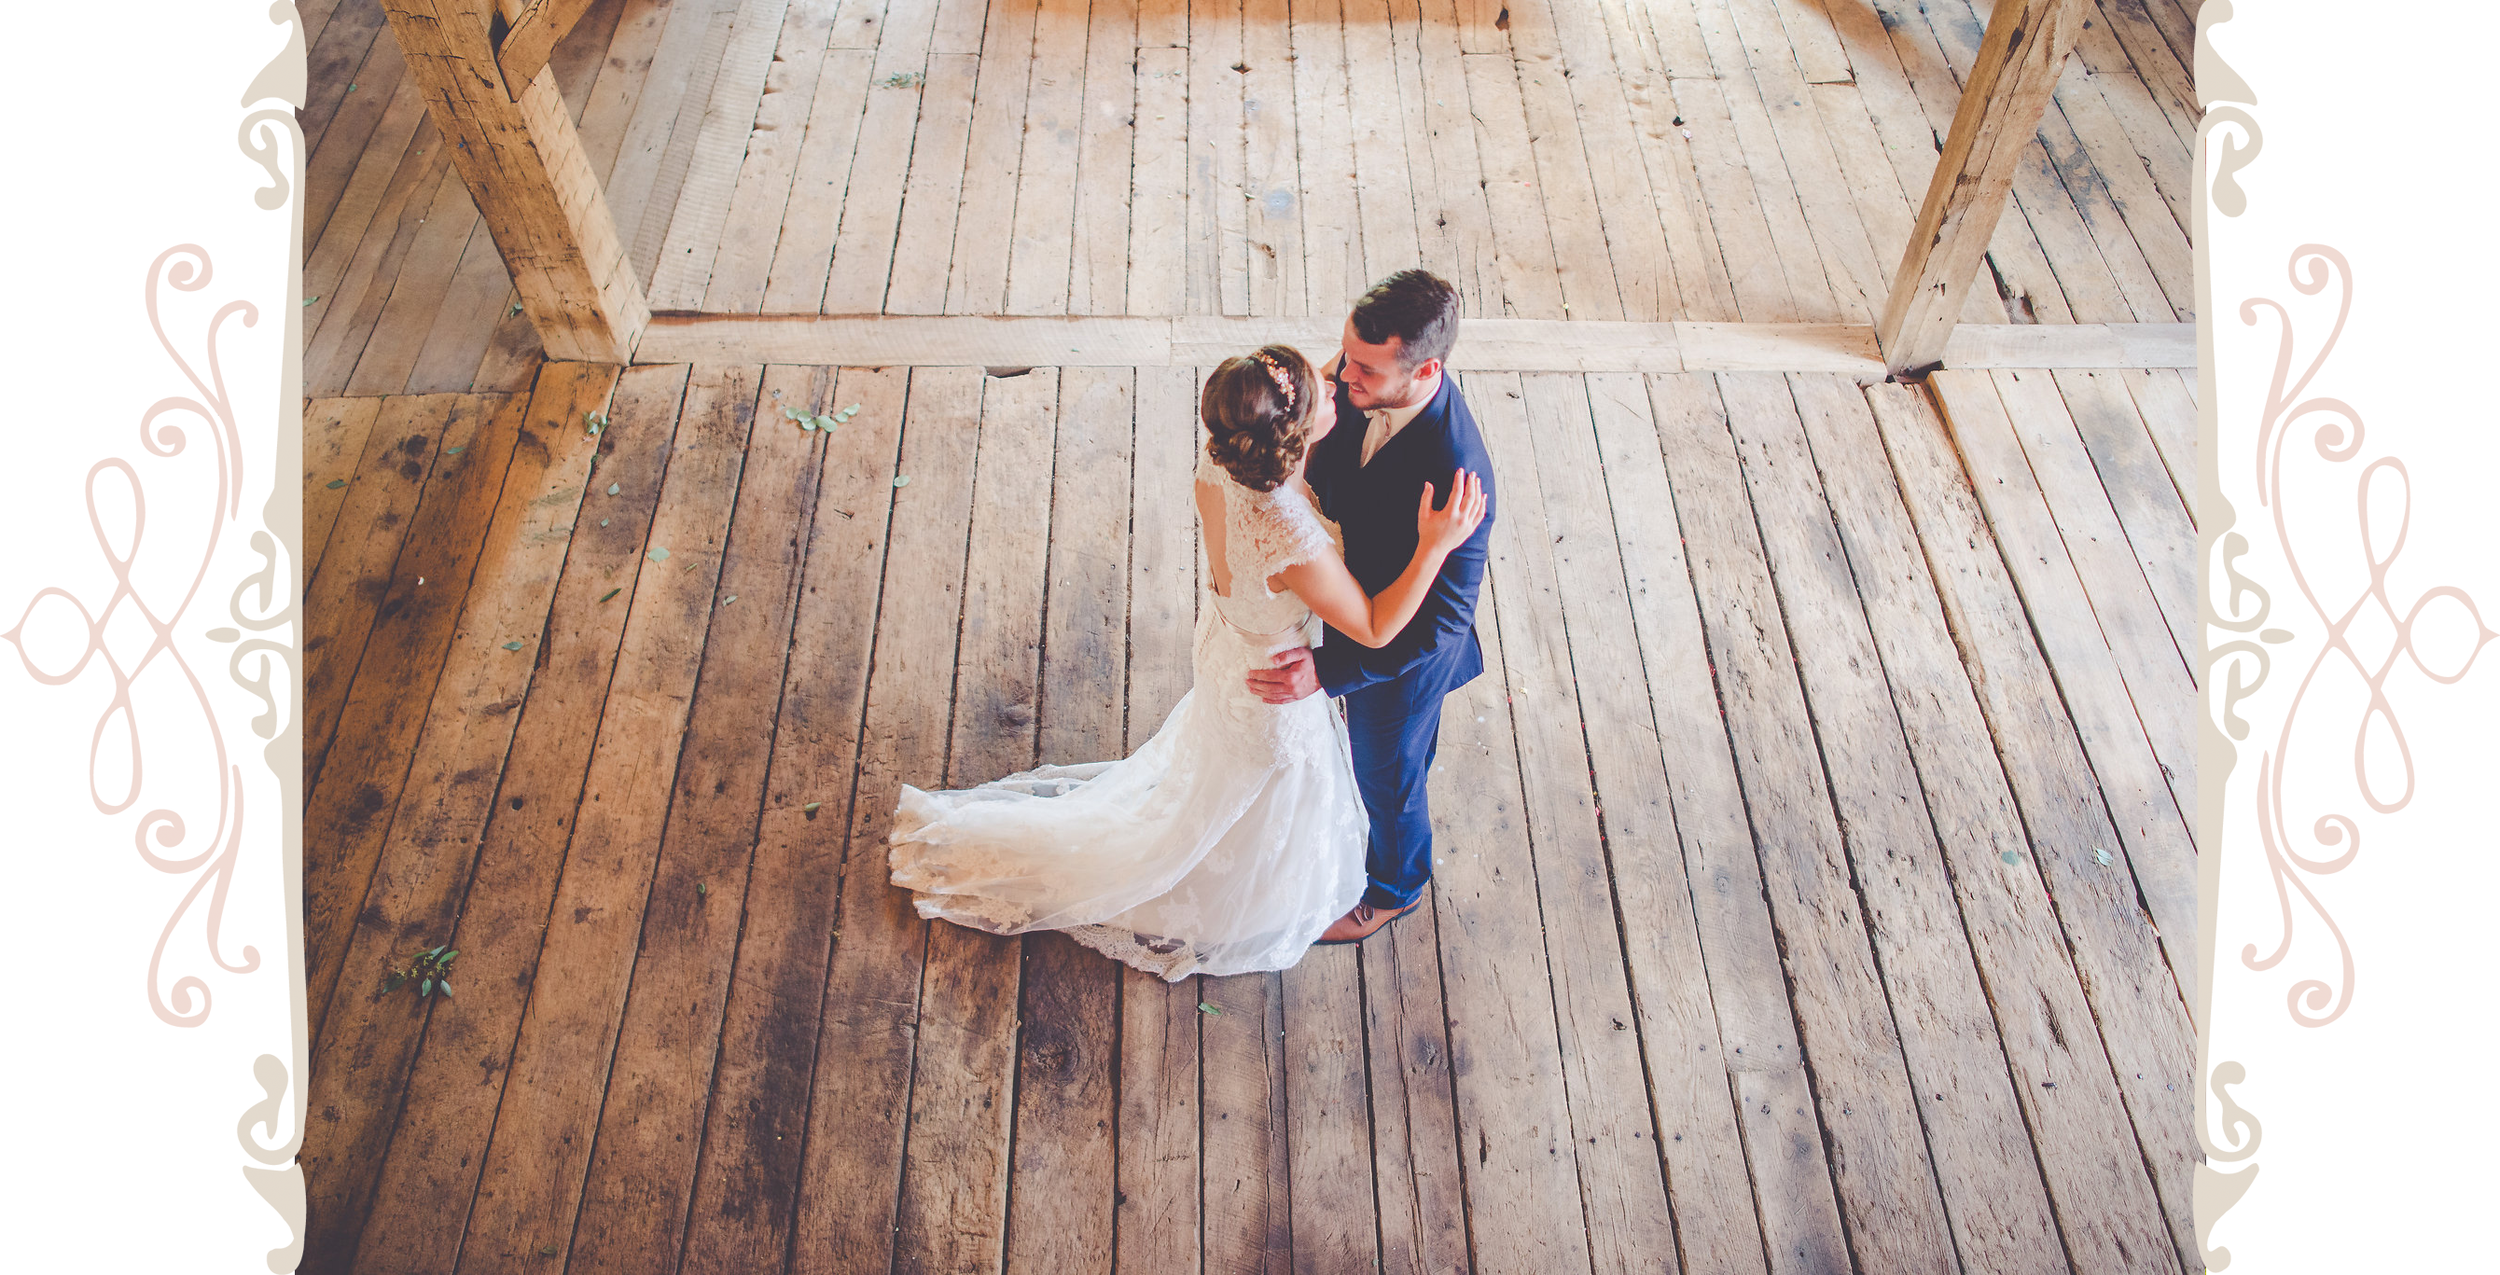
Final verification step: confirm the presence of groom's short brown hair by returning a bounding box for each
[1350,270,1459,371]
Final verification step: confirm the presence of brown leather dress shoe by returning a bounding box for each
[1314,897,1422,945]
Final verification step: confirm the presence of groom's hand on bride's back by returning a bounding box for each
[1246,647,1321,704]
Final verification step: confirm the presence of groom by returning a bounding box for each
[1247,270,1496,945]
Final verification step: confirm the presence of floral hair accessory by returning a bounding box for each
[1252,351,1296,409]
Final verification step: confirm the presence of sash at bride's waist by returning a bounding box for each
[1208,592,1322,655]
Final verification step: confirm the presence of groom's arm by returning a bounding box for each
[1310,503,1490,697]
[1246,507,1491,704]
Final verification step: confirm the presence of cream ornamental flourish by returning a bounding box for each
[2192,1,2262,1264]
[235,6,313,1269]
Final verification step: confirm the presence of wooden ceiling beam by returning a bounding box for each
[381,0,649,363]
[1876,0,2088,380]
[494,0,602,93]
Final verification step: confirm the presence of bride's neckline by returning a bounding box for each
[1220,470,1316,506]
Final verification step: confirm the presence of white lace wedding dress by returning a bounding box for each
[885,453,1369,981]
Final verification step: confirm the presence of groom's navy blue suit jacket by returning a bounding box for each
[1307,371,1495,700]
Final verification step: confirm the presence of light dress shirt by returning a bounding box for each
[1357,370,1442,467]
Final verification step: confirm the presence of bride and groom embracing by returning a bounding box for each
[886,270,1496,981]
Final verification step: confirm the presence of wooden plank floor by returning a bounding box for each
[296,1,2208,1270]
[295,0,2199,396]
[299,358,2205,1274]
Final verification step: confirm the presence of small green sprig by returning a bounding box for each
[384,942,460,999]
[784,401,861,433]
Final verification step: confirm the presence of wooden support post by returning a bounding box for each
[495,0,602,91]
[1875,0,2086,379]
[382,0,649,363]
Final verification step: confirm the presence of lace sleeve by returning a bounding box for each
[1230,490,1336,593]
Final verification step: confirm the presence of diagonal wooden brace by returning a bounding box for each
[494,0,603,93]
[1876,0,2088,379]
[382,0,649,364]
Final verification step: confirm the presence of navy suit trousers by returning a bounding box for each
[1338,644,1468,909]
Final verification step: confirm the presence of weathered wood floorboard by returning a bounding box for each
[790,366,986,1275]
[676,364,909,1274]
[334,363,691,1275]
[1660,372,1959,1275]
[298,368,611,1274]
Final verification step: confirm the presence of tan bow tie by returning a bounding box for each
[1359,407,1396,467]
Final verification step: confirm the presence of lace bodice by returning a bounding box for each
[1196,452,1341,638]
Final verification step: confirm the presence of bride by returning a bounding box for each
[886,345,1486,980]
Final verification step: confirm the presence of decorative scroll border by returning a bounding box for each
[2192,1,2263,1268]
[5,0,309,1259]
[2233,246,2494,1032]
[2,242,269,1030]
[2198,5,2499,1265]
[2,2,306,1245]
[237,5,310,1270]
[2,7,305,1263]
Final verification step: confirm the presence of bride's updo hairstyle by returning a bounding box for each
[1201,344,1321,493]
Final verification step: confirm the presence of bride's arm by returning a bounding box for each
[1193,477,1232,598]
[1277,470,1485,648]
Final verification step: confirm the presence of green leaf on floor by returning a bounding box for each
[445,445,464,455]
[607,483,620,496]
[892,475,910,488]
[2094,848,2114,866]
[2000,850,2022,864]
[324,478,345,489]
[812,415,835,430]
[385,941,460,1001]
[303,295,319,307]
[803,801,822,812]
[599,587,620,603]
[501,641,524,651]
[648,546,670,562]
[1198,1002,1221,1016]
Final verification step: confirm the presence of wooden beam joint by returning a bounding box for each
[382,0,649,363]
[493,0,600,99]
[1874,0,2087,378]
